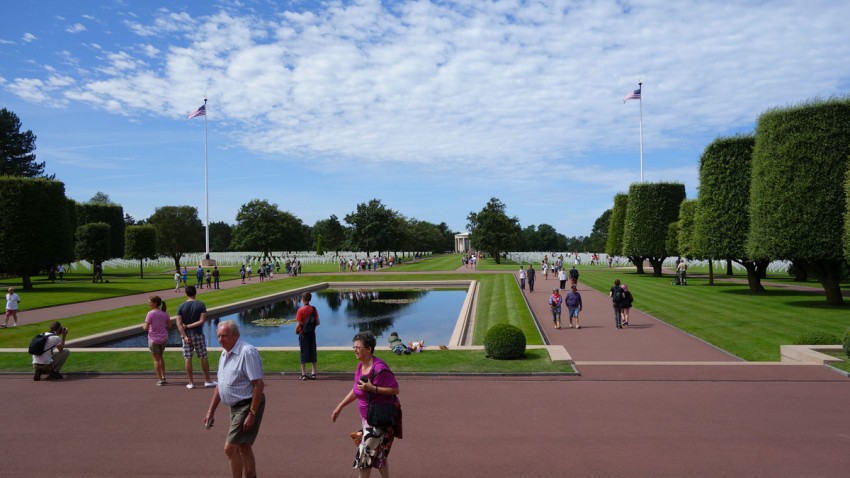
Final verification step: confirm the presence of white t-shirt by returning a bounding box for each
[6,293,20,310]
[32,334,62,365]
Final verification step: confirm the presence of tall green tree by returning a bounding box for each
[76,202,125,260]
[75,223,111,282]
[89,191,114,204]
[147,205,204,271]
[0,108,50,178]
[694,135,768,293]
[536,224,560,251]
[345,199,404,256]
[312,215,347,254]
[466,197,520,264]
[231,199,304,259]
[666,222,680,259]
[748,98,850,305]
[588,209,612,253]
[436,222,456,252]
[125,225,158,278]
[209,221,233,252]
[403,218,445,253]
[0,178,73,289]
[622,182,686,276]
[676,200,699,259]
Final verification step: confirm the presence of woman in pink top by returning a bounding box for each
[332,331,401,477]
[143,295,171,386]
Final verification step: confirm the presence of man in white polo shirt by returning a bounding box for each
[203,321,265,478]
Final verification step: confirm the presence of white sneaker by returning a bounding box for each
[204,381,217,388]
[186,383,196,389]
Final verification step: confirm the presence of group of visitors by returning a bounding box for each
[548,285,583,329]
[175,266,221,292]
[139,284,401,477]
[609,279,635,328]
[461,252,479,269]
[518,264,536,292]
[340,255,396,272]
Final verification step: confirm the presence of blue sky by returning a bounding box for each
[2,0,849,239]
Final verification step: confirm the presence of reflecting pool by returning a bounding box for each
[96,289,467,348]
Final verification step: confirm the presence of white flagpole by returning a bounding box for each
[638,82,644,183]
[203,97,210,256]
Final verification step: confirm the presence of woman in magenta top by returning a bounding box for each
[143,295,171,386]
[332,331,400,477]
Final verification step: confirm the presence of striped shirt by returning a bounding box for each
[216,338,264,406]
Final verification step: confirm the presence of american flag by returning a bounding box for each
[187,104,206,119]
[623,87,641,102]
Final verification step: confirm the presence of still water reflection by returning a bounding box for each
[97,289,466,348]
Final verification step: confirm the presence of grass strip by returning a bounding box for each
[0,348,571,374]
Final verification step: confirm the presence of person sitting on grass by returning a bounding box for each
[408,339,425,353]
[388,332,411,355]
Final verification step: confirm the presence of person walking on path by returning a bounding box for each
[548,288,563,329]
[181,267,189,287]
[621,284,634,326]
[174,270,182,293]
[196,266,205,289]
[527,264,536,293]
[296,291,320,380]
[518,266,526,290]
[565,284,583,328]
[204,320,266,478]
[213,266,221,289]
[557,268,567,291]
[609,279,624,329]
[569,266,580,287]
[3,287,21,328]
[239,265,246,284]
[31,321,70,380]
[143,295,171,385]
[176,285,216,389]
[331,331,401,477]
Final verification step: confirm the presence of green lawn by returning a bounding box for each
[579,269,850,361]
[0,348,572,374]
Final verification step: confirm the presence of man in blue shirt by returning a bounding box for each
[176,285,216,389]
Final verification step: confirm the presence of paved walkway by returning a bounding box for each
[3,268,849,477]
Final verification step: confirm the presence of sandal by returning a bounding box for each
[309,374,317,380]
[299,375,307,381]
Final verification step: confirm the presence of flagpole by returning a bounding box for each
[203,97,209,256]
[638,82,644,183]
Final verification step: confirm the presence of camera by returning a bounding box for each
[62,327,68,335]
[359,375,369,383]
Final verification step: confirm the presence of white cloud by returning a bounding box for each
[0,39,14,45]
[22,33,37,42]
[67,23,87,33]
[7,75,74,106]
[8,0,850,184]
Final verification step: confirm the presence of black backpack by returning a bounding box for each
[612,286,624,304]
[303,306,318,334]
[28,333,55,355]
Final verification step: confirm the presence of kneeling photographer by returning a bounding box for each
[30,321,70,381]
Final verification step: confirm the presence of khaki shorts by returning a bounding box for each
[149,341,166,354]
[227,396,265,445]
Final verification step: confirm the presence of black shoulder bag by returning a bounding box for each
[366,369,398,428]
